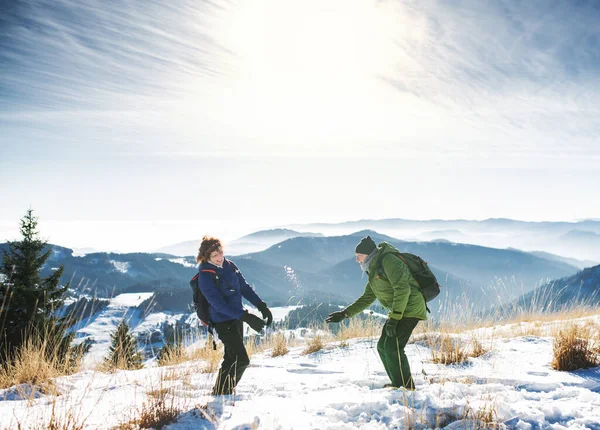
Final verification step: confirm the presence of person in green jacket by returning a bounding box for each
[326,235,427,390]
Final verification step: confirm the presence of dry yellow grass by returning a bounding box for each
[244,335,266,358]
[136,389,180,429]
[429,333,468,365]
[335,316,382,346]
[115,370,190,430]
[157,343,185,367]
[552,323,600,371]
[462,398,501,429]
[302,333,325,355]
[424,325,493,365]
[270,333,289,357]
[0,334,85,394]
[470,337,489,359]
[96,352,142,374]
[187,340,223,374]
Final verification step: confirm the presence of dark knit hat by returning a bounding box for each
[355,235,377,255]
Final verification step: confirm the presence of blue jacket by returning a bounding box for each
[197,259,265,323]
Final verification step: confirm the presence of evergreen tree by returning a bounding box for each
[157,321,186,365]
[0,209,69,359]
[105,319,143,370]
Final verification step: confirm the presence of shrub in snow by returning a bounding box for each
[552,324,600,371]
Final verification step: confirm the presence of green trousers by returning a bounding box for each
[377,317,420,389]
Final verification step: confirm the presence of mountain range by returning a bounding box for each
[508,264,600,314]
[283,218,600,263]
[154,228,323,257]
[1,228,586,316]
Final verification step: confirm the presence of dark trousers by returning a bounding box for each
[212,320,250,395]
[377,317,420,389]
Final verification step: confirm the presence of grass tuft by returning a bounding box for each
[188,339,223,374]
[552,323,600,371]
[302,333,325,355]
[270,333,289,357]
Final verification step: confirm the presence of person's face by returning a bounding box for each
[355,253,368,264]
[209,247,224,266]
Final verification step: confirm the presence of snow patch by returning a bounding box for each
[109,260,130,273]
[109,293,153,307]
[155,257,196,268]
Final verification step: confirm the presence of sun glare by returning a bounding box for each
[211,0,405,143]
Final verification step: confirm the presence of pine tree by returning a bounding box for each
[157,321,185,365]
[105,319,143,370]
[0,209,69,359]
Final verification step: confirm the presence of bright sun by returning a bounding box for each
[214,0,408,143]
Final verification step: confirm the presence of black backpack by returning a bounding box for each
[376,252,441,311]
[190,269,219,349]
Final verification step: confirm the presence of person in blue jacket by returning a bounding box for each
[196,236,273,395]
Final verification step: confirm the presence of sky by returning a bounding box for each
[1,0,600,252]
[1,297,600,428]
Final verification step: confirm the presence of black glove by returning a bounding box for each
[258,303,273,326]
[242,310,266,333]
[325,309,347,323]
[384,318,399,337]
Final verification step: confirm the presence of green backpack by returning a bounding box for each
[376,252,441,310]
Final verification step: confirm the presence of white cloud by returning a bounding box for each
[1,0,599,248]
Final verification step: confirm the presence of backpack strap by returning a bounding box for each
[375,253,431,313]
[227,259,240,272]
[201,269,222,289]
[199,269,219,350]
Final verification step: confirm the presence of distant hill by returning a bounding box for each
[153,228,323,257]
[239,231,576,287]
[1,231,580,316]
[236,228,323,243]
[529,251,598,270]
[284,218,600,261]
[508,264,600,314]
[153,240,200,258]
[227,229,324,256]
[287,218,600,235]
[234,230,578,312]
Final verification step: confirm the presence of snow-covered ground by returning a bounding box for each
[71,300,300,368]
[270,305,302,323]
[155,257,197,268]
[72,293,154,367]
[2,315,600,429]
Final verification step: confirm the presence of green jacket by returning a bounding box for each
[345,243,427,321]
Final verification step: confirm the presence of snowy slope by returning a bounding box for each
[73,292,154,366]
[2,315,600,429]
[71,301,300,367]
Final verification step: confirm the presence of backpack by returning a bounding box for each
[376,252,441,311]
[190,269,219,349]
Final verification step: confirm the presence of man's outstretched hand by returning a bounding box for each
[325,310,347,323]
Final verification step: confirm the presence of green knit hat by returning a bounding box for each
[355,235,377,255]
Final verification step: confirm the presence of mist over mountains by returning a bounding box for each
[508,264,600,314]
[3,218,594,319]
[154,228,324,257]
[3,217,599,365]
[284,218,600,263]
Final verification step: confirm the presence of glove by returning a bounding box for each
[325,309,347,323]
[258,303,273,326]
[385,318,400,337]
[242,310,266,333]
